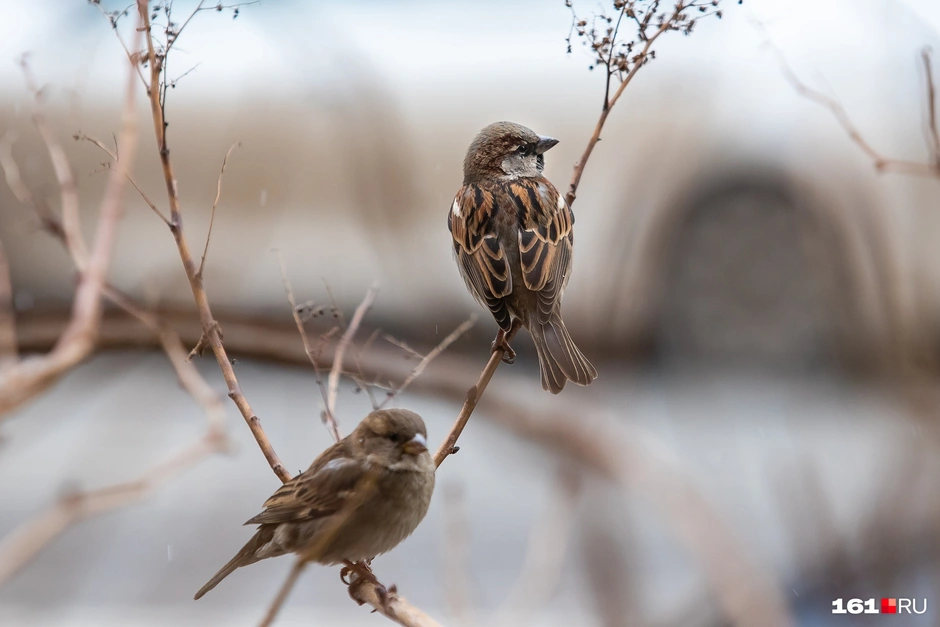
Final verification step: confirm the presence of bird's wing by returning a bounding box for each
[244,444,367,526]
[448,183,513,330]
[509,177,574,324]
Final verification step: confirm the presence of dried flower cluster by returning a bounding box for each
[564,0,739,206]
[566,0,735,81]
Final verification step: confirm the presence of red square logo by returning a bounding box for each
[881,598,897,614]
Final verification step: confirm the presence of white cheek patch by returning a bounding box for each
[452,198,461,217]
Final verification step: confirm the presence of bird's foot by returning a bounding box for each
[341,559,378,586]
[343,559,390,608]
[491,329,516,364]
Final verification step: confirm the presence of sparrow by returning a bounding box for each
[194,408,435,600]
[448,121,597,394]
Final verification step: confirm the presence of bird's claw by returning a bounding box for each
[491,331,516,364]
[344,559,390,608]
[341,559,378,586]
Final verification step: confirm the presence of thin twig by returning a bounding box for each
[566,2,687,207]
[327,284,378,418]
[102,285,228,436]
[1,195,229,588]
[19,57,88,268]
[75,132,170,224]
[0,132,38,213]
[90,0,148,88]
[0,13,141,417]
[197,141,240,279]
[276,252,341,442]
[136,0,290,482]
[432,327,517,468]
[323,279,347,328]
[763,25,938,178]
[379,315,476,408]
[353,327,383,409]
[257,560,307,627]
[169,62,202,89]
[384,334,424,360]
[136,5,426,619]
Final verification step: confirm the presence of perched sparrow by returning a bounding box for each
[194,408,435,600]
[448,121,597,394]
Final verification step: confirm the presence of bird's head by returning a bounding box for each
[354,408,430,467]
[463,121,558,183]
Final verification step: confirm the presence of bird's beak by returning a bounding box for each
[535,135,559,154]
[401,433,428,456]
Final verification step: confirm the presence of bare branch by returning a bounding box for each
[19,58,88,268]
[352,327,383,409]
[379,315,476,407]
[197,141,240,279]
[327,284,378,418]
[276,252,342,442]
[102,285,228,437]
[0,132,39,213]
[322,279,347,328]
[1,176,229,590]
[566,0,727,207]
[383,334,424,360]
[136,0,290,482]
[0,12,141,417]
[432,326,518,468]
[257,560,307,627]
[75,131,117,161]
[90,0,148,88]
[763,25,939,178]
[134,6,435,617]
[75,132,171,225]
[347,582,445,627]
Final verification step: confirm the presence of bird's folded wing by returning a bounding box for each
[509,178,574,324]
[244,455,365,525]
[448,184,513,330]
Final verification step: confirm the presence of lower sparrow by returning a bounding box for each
[448,121,597,393]
[194,408,435,599]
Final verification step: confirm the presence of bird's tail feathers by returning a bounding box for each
[194,529,268,600]
[530,314,597,394]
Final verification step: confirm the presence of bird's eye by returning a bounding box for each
[516,145,526,154]
[388,433,403,443]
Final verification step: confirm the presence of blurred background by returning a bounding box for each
[2,0,940,625]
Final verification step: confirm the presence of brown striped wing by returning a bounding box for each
[447,183,513,330]
[507,178,574,324]
[243,444,365,526]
